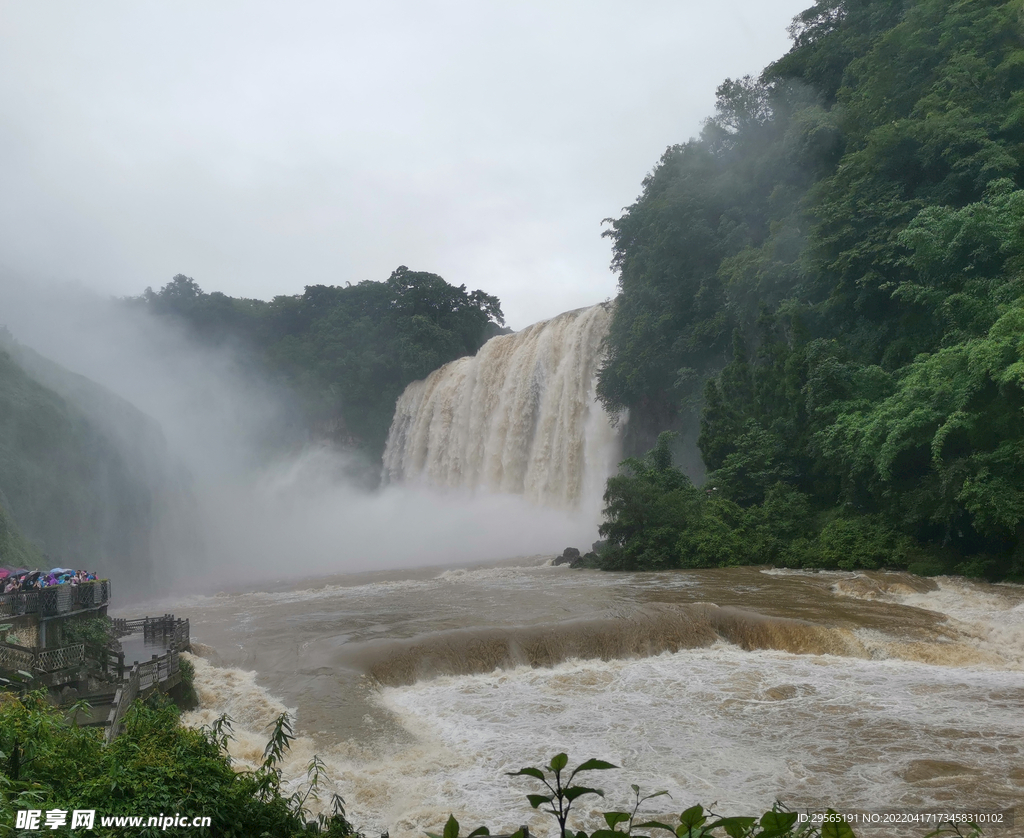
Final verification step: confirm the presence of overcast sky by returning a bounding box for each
[1,1,809,330]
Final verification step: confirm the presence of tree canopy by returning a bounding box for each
[597,0,1024,579]
[132,267,505,463]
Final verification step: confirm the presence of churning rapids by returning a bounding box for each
[131,562,1024,836]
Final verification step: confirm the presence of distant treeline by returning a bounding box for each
[128,267,506,462]
[595,0,1024,580]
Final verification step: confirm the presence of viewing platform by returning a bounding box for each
[0,580,111,649]
[0,577,191,741]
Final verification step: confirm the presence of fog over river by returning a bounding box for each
[125,561,1024,837]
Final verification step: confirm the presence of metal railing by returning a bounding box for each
[73,581,109,608]
[39,585,74,616]
[0,592,38,618]
[0,580,109,619]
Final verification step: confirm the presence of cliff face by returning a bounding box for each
[0,493,42,569]
[0,338,201,595]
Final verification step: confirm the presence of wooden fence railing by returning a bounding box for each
[106,670,140,741]
[0,641,35,672]
[112,614,188,647]
[34,643,85,672]
[0,641,86,673]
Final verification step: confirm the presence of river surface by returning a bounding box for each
[129,561,1024,837]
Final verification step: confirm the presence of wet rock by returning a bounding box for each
[554,547,580,566]
[570,551,600,569]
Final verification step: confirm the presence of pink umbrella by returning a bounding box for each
[0,569,10,579]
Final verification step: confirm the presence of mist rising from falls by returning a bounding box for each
[383,303,622,509]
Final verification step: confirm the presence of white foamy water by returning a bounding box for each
[383,304,622,509]
[380,648,1023,834]
[831,573,1024,670]
[159,564,1024,837]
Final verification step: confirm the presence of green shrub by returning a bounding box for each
[176,655,199,710]
[0,691,358,837]
[60,616,114,657]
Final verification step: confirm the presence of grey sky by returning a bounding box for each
[1,0,809,330]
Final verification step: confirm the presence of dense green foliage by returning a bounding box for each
[599,432,933,573]
[131,267,504,460]
[0,501,41,570]
[0,693,356,837]
[598,0,1024,579]
[0,339,190,591]
[59,617,114,661]
[176,655,199,710]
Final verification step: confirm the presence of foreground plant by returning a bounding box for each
[431,754,987,838]
[509,753,618,838]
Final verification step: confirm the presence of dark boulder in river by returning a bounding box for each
[570,551,600,569]
[554,547,581,565]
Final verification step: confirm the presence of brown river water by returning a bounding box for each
[127,561,1024,837]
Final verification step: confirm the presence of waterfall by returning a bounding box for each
[382,302,623,508]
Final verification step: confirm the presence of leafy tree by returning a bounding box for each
[132,267,504,464]
[597,0,1024,579]
[599,433,705,570]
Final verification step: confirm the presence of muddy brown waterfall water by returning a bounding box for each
[160,304,1023,836]
[382,304,621,508]
[131,561,1024,837]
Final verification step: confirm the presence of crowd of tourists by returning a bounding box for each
[0,567,99,594]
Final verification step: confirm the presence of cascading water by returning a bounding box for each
[177,564,1024,837]
[382,302,622,508]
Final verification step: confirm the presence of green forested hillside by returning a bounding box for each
[0,336,196,592]
[597,0,1024,579]
[130,266,505,461]
[0,497,42,569]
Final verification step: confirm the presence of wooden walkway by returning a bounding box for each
[104,614,191,741]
